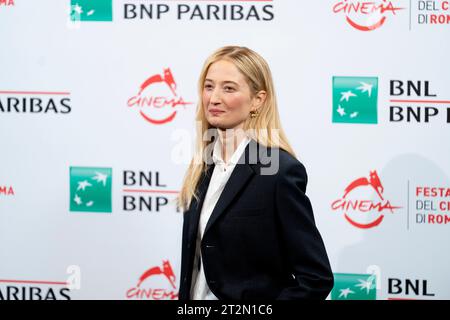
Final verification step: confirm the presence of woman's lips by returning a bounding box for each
[209,108,225,115]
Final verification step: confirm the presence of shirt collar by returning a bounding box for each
[212,134,250,166]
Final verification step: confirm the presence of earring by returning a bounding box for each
[250,110,259,118]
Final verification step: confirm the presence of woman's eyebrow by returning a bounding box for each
[205,78,239,86]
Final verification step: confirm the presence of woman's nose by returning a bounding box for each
[210,88,221,104]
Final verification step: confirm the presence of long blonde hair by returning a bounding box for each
[178,46,296,211]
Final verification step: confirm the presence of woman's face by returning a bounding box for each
[202,60,256,131]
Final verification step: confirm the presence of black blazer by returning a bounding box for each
[179,140,333,300]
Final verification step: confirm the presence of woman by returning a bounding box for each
[178,46,333,300]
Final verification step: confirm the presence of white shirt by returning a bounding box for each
[190,135,251,300]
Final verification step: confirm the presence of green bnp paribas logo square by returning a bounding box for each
[70,0,113,22]
[332,76,378,124]
[331,273,377,300]
[70,167,112,213]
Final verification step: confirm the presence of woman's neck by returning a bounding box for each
[217,127,247,164]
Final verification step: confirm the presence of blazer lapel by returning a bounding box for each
[203,142,256,236]
[187,164,215,242]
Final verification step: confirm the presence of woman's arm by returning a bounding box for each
[275,159,334,300]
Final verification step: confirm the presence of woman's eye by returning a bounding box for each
[224,86,235,92]
[204,84,213,90]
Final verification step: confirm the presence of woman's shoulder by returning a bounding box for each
[254,142,307,181]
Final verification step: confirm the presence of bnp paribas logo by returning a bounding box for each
[70,0,113,22]
[332,76,378,124]
[331,273,377,300]
[70,167,112,213]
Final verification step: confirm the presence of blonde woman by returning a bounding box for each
[178,46,333,300]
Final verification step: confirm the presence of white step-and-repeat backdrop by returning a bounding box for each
[1,0,449,300]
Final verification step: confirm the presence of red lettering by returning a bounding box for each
[443,1,449,10]
[427,214,450,224]
[362,2,377,14]
[332,1,346,13]
[127,95,192,108]
[358,200,371,211]
[0,0,15,6]
[332,199,401,213]
[331,199,344,210]
[439,201,449,211]
[332,1,402,14]
[142,289,153,299]
[417,187,450,198]
[125,287,177,300]
[0,186,14,196]
[152,289,163,300]
[126,287,138,299]
[127,95,139,107]
[416,187,423,196]
[381,1,402,14]
[162,290,178,300]
[430,14,450,24]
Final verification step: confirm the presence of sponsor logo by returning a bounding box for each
[388,278,436,299]
[332,273,377,300]
[332,76,378,124]
[127,68,193,125]
[68,0,274,22]
[417,0,450,26]
[70,167,112,213]
[126,260,178,300]
[122,170,179,213]
[332,170,402,229]
[389,80,450,124]
[333,78,450,125]
[0,279,71,300]
[413,186,450,226]
[332,0,404,31]
[123,0,274,21]
[0,90,71,114]
[70,0,113,22]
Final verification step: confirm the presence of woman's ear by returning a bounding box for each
[253,90,267,110]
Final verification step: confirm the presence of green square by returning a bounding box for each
[332,76,378,124]
[70,167,112,213]
[70,0,113,22]
[331,273,377,300]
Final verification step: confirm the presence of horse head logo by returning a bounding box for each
[138,68,177,96]
[369,170,384,200]
[137,260,176,289]
[343,170,384,200]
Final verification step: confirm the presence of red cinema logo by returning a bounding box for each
[0,0,15,6]
[332,170,401,229]
[126,260,178,300]
[128,68,193,125]
[332,0,404,31]
[0,185,14,196]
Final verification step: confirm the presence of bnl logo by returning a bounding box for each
[331,273,377,300]
[332,77,379,124]
[70,167,112,213]
[70,0,113,22]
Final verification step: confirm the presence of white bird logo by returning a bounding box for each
[77,180,92,191]
[92,172,108,186]
[340,90,357,102]
[357,82,373,97]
